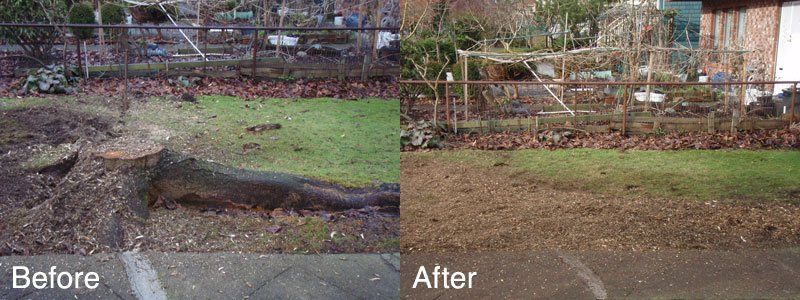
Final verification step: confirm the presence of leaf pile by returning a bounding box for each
[1,77,399,100]
[439,128,800,151]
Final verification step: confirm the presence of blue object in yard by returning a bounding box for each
[146,43,167,57]
[710,71,730,83]
[345,13,365,28]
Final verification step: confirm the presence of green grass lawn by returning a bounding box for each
[412,149,800,203]
[1,95,399,187]
[128,95,399,187]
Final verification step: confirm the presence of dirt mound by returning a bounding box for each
[0,108,114,228]
[0,107,110,149]
[401,155,800,253]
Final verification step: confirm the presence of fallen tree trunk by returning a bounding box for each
[149,151,400,210]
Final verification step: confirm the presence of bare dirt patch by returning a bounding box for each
[401,154,800,253]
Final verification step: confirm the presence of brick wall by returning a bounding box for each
[699,0,781,80]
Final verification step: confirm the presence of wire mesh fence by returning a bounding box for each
[400,79,799,135]
[0,23,399,80]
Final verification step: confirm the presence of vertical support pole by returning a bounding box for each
[277,0,287,56]
[708,111,716,133]
[122,29,129,113]
[356,0,364,54]
[621,85,629,135]
[560,13,568,101]
[371,0,381,60]
[644,51,654,110]
[790,83,797,124]
[739,62,747,118]
[76,38,83,75]
[462,55,469,120]
[445,83,451,128]
[361,53,369,80]
[62,26,68,72]
[252,29,258,77]
[572,83,578,127]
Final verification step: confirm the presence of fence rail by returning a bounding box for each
[1,23,400,80]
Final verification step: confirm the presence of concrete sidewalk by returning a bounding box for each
[0,252,400,299]
[402,249,800,299]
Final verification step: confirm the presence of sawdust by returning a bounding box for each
[401,154,800,253]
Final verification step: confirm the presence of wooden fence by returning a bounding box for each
[452,112,788,135]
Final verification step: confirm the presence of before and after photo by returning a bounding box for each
[1,0,800,299]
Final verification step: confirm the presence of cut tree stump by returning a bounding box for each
[91,139,399,212]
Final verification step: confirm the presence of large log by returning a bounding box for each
[91,144,399,212]
[149,152,400,210]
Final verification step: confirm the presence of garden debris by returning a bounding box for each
[266,226,282,234]
[179,92,197,103]
[241,142,261,154]
[246,123,281,133]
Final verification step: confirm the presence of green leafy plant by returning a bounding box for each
[101,2,126,24]
[20,65,79,94]
[401,121,442,149]
[167,76,201,87]
[69,2,96,40]
[0,0,68,62]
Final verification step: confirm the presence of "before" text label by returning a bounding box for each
[12,266,100,289]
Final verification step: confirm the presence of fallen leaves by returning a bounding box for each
[0,77,399,100]
[431,128,800,151]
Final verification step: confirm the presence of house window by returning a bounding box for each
[711,7,747,61]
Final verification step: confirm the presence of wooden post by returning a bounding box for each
[356,0,364,54]
[791,83,797,124]
[361,53,369,80]
[371,0,381,60]
[739,61,747,118]
[707,111,715,133]
[445,83,451,128]
[252,29,258,77]
[276,0,287,56]
[76,38,83,74]
[123,31,129,111]
[644,51,655,111]
[621,85,629,135]
[572,83,578,128]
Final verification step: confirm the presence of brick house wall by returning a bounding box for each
[698,0,781,80]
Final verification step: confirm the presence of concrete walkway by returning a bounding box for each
[402,249,800,299]
[5,250,800,299]
[0,252,400,299]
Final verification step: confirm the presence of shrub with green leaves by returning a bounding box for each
[69,2,96,40]
[0,0,68,62]
[101,2,126,24]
